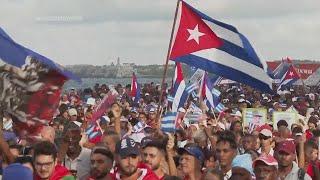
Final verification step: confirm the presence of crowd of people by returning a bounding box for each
[1,81,320,180]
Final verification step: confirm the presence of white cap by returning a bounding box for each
[238,98,246,103]
[86,97,96,106]
[68,108,77,116]
[260,129,272,137]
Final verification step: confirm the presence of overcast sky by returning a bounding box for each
[0,0,319,66]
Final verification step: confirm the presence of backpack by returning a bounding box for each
[298,168,306,180]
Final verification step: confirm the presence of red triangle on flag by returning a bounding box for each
[284,65,300,80]
[170,1,223,60]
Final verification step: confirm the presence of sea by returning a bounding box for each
[64,77,166,90]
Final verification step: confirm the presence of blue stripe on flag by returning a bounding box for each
[175,54,272,93]
[161,112,177,132]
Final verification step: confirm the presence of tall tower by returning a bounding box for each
[116,57,120,66]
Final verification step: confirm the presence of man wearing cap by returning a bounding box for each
[141,138,169,180]
[179,144,204,180]
[275,140,311,180]
[253,154,278,180]
[111,137,158,180]
[147,108,158,129]
[258,128,274,156]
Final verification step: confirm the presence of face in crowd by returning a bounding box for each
[117,154,140,176]
[216,141,237,170]
[142,146,164,171]
[90,147,114,179]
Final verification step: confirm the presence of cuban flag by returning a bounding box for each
[171,62,188,112]
[169,1,272,93]
[161,112,177,132]
[201,73,221,110]
[215,103,226,113]
[0,27,79,136]
[278,65,300,91]
[272,57,292,81]
[131,72,141,103]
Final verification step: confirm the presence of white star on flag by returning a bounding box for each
[187,24,205,44]
[289,71,294,77]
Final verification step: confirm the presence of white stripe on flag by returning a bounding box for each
[203,20,243,48]
[172,82,186,112]
[212,88,221,97]
[191,48,272,87]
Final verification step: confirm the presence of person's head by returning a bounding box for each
[102,130,120,154]
[230,121,242,133]
[141,139,165,172]
[179,145,204,176]
[3,163,33,180]
[9,144,22,158]
[138,112,147,123]
[40,126,55,144]
[308,116,318,130]
[216,131,237,169]
[242,134,257,151]
[63,124,81,154]
[148,108,157,121]
[15,156,34,173]
[253,154,278,180]
[58,104,69,119]
[90,145,114,179]
[33,141,58,179]
[274,140,296,168]
[115,138,140,177]
[193,130,208,149]
[68,108,78,121]
[304,140,318,162]
[204,150,216,169]
[276,120,288,129]
[230,154,253,180]
[204,168,224,180]
[258,129,273,149]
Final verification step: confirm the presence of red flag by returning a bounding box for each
[91,90,118,122]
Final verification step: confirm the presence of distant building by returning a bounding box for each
[114,57,136,77]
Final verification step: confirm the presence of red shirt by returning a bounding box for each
[306,161,320,180]
[35,164,72,180]
[110,162,159,180]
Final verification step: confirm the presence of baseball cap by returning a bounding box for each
[130,107,138,113]
[68,108,78,116]
[115,138,140,158]
[86,97,96,106]
[149,107,156,113]
[3,163,33,180]
[253,154,278,168]
[232,154,254,175]
[276,140,296,154]
[178,146,204,163]
[259,129,272,137]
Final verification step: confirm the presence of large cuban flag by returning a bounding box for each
[278,65,300,91]
[169,1,273,93]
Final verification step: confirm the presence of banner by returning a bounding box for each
[242,108,267,130]
[272,111,297,130]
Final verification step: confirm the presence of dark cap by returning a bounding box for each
[115,138,140,158]
[178,146,204,163]
[276,140,296,154]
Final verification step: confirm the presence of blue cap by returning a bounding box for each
[3,163,33,180]
[115,138,140,158]
[179,146,204,163]
[232,154,254,175]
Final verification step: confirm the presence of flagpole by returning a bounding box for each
[199,72,206,112]
[157,0,181,120]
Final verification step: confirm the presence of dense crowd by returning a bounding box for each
[1,82,320,180]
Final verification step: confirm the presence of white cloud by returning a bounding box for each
[0,0,319,65]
